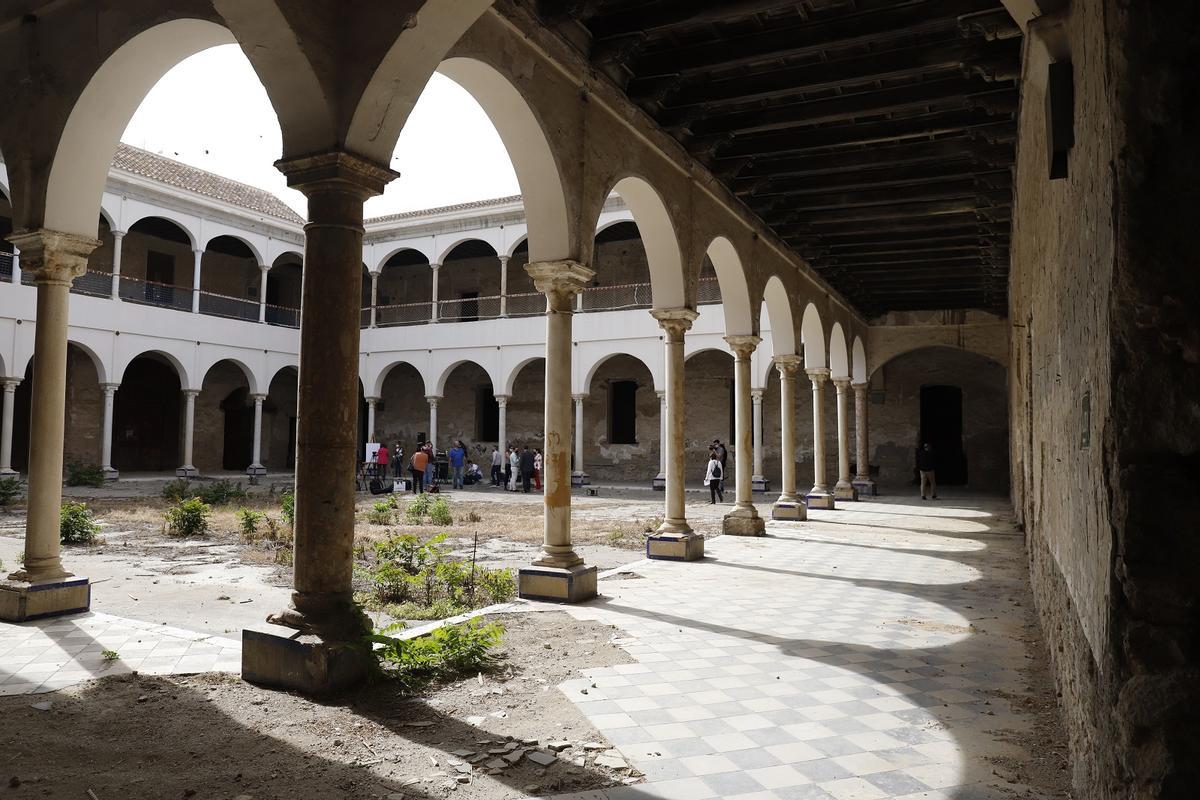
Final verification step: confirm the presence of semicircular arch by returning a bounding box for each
[801,303,826,370]
[829,323,850,379]
[705,237,754,337]
[762,276,797,357]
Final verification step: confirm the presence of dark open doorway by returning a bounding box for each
[919,385,967,484]
[221,387,254,471]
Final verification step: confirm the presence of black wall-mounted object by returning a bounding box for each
[1046,60,1075,180]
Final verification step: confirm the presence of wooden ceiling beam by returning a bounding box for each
[727,138,1013,181]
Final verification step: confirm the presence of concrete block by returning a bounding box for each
[176,466,198,478]
[805,493,836,510]
[751,477,771,494]
[834,484,859,501]
[102,467,119,481]
[518,565,597,603]
[771,501,807,521]
[651,473,665,491]
[0,577,90,622]
[241,627,371,695]
[571,472,589,488]
[646,533,704,561]
[852,478,877,496]
[246,464,267,476]
[723,511,766,536]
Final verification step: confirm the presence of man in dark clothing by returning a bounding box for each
[713,439,728,494]
[519,446,536,493]
[916,443,937,500]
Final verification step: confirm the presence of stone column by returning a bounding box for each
[1,230,98,622]
[571,394,588,487]
[833,378,858,501]
[100,383,119,480]
[852,381,876,496]
[805,367,835,509]
[258,265,270,323]
[0,378,19,476]
[247,393,267,476]
[368,270,379,328]
[648,308,703,560]
[723,335,766,536]
[495,394,509,450]
[652,389,666,490]
[751,388,769,493]
[430,262,440,322]
[191,248,203,313]
[499,256,509,317]
[9,250,18,284]
[245,151,396,695]
[427,396,440,451]
[110,231,125,299]
[177,389,199,478]
[365,397,379,442]
[518,260,597,603]
[771,355,806,520]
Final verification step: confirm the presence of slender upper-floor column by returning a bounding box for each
[495,394,509,450]
[723,335,766,535]
[369,271,379,328]
[6,231,98,585]
[833,378,857,500]
[751,388,766,489]
[571,394,588,486]
[110,231,125,300]
[499,256,509,317]
[430,263,441,322]
[0,378,20,476]
[248,393,267,476]
[177,389,200,478]
[852,381,876,495]
[518,259,596,602]
[191,248,203,313]
[427,396,441,451]
[806,367,835,509]
[258,265,270,323]
[100,383,119,480]
[651,308,698,539]
[771,355,806,519]
[365,396,379,442]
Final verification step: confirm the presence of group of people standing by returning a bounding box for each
[368,438,483,494]
[490,445,543,493]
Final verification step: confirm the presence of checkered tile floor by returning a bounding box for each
[0,611,240,695]
[544,495,1054,800]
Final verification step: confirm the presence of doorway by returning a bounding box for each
[919,385,967,484]
[220,387,254,471]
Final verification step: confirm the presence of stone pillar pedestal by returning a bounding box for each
[243,150,397,694]
[852,382,876,496]
[247,393,267,476]
[517,261,597,603]
[100,383,119,480]
[652,389,666,490]
[0,378,21,476]
[177,390,200,478]
[0,230,98,622]
[571,394,589,487]
[723,335,766,536]
[805,367,835,510]
[648,309,703,560]
[833,379,858,501]
[771,355,807,521]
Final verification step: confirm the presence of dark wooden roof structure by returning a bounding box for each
[538,0,1022,316]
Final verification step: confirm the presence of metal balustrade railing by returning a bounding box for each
[580,281,654,311]
[376,301,433,327]
[437,295,502,322]
[71,270,115,298]
[266,304,300,328]
[505,291,545,317]
[0,252,12,281]
[199,291,259,322]
[697,276,722,305]
[117,274,192,311]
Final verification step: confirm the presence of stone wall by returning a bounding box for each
[62,346,102,468]
[1009,3,1200,796]
[581,354,659,482]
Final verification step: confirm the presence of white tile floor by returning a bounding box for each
[543,495,1055,800]
[0,611,241,695]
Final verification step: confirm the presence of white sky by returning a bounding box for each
[121,45,521,219]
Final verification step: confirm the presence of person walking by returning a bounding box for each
[410,447,429,494]
[490,446,502,486]
[449,439,466,490]
[705,448,725,504]
[375,442,390,480]
[917,442,938,500]
[519,445,535,493]
[533,448,543,491]
[713,439,728,496]
[508,447,520,491]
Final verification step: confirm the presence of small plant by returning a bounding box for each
[165,497,211,537]
[428,496,453,526]
[367,495,400,525]
[65,462,105,488]
[162,479,193,502]
[463,509,482,524]
[236,507,265,540]
[0,476,23,507]
[264,515,286,542]
[280,489,295,528]
[60,502,100,544]
[477,567,517,606]
[368,618,504,692]
[196,479,248,506]
[404,493,431,524]
[101,649,119,661]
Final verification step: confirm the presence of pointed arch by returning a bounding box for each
[801,303,826,369]
[705,237,754,337]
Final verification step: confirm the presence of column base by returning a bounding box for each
[723,507,766,536]
[852,478,877,496]
[102,467,119,481]
[805,491,836,510]
[652,472,665,491]
[246,463,267,477]
[518,564,598,603]
[241,627,371,696]
[834,482,859,501]
[0,468,18,478]
[751,476,771,494]
[647,532,704,561]
[176,465,198,478]
[772,501,808,521]
[0,576,90,622]
[571,471,589,488]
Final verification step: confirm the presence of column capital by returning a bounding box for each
[525,260,594,310]
[724,334,762,359]
[2,378,21,391]
[773,354,803,377]
[275,150,398,199]
[365,395,381,404]
[193,247,204,256]
[656,389,666,400]
[111,230,126,240]
[425,395,442,406]
[259,263,271,273]
[99,382,120,394]
[832,377,852,390]
[182,389,201,399]
[650,307,698,341]
[851,381,869,391]
[806,367,831,383]
[498,255,510,265]
[430,262,441,271]
[7,229,98,285]
[251,392,268,402]
[494,394,510,406]
[751,388,765,401]
[572,393,587,403]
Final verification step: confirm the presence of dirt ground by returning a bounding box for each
[0,612,639,800]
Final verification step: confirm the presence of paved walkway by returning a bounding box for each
[546,493,1050,800]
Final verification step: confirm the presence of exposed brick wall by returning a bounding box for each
[62,346,102,467]
[581,354,659,482]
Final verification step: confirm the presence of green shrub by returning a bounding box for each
[477,567,516,605]
[368,619,503,692]
[60,502,100,544]
[196,480,247,506]
[165,497,210,537]
[162,479,193,502]
[428,497,453,526]
[65,462,105,488]
[0,476,23,507]
[404,493,431,524]
[236,507,265,540]
[264,515,287,542]
[280,489,295,528]
[367,496,399,526]
[385,598,468,621]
